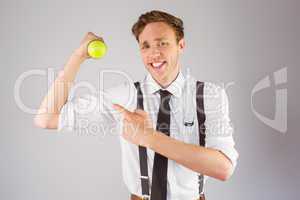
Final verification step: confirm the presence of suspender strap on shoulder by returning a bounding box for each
[196,81,206,194]
[134,82,150,198]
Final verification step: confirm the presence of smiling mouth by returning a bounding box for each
[150,61,167,70]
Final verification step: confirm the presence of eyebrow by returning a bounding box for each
[140,37,167,46]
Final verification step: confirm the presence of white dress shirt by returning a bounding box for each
[58,70,239,200]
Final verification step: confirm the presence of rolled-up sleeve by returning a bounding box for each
[204,83,239,169]
[58,92,121,136]
[58,97,75,131]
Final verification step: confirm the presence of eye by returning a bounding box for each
[159,41,168,47]
[141,44,150,50]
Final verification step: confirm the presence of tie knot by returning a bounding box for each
[159,89,172,103]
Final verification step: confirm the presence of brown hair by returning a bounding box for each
[131,10,184,43]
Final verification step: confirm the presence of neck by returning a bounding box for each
[157,71,180,89]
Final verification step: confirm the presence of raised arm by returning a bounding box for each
[34,32,103,129]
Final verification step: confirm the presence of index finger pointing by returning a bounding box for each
[113,104,131,115]
[113,104,135,121]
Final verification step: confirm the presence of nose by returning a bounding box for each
[149,46,161,58]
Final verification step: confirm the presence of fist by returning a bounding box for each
[74,32,104,59]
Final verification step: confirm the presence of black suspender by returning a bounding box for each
[134,82,150,200]
[196,81,206,194]
[134,81,206,198]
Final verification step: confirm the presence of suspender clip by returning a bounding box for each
[142,194,150,200]
[140,175,149,180]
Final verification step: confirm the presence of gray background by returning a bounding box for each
[1,0,299,199]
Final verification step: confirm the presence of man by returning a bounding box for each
[34,10,238,200]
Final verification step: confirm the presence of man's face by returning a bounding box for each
[138,22,185,87]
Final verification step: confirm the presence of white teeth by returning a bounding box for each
[153,62,163,67]
[152,62,165,68]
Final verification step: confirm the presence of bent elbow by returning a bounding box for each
[218,162,234,181]
[34,114,58,129]
[34,115,47,128]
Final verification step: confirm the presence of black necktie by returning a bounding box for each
[150,90,172,200]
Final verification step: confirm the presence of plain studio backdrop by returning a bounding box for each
[0,0,299,199]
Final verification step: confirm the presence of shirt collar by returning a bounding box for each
[144,71,185,98]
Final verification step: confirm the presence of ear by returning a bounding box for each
[178,38,185,53]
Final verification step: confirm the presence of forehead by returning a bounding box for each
[138,22,176,43]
